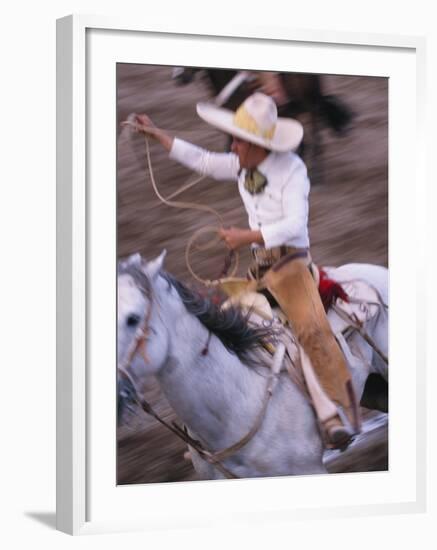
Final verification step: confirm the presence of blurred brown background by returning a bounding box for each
[116,65,388,484]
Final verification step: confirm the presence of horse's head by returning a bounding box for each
[117,251,170,421]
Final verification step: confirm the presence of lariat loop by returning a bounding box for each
[143,132,240,284]
[122,118,241,284]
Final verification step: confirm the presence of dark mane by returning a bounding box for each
[162,272,273,364]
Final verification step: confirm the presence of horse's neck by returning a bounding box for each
[154,285,265,447]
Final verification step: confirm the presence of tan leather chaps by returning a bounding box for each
[262,253,359,430]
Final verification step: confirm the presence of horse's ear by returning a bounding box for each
[119,253,142,270]
[126,253,142,267]
[144,249,167,280]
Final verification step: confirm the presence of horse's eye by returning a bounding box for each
[126,313,141,327]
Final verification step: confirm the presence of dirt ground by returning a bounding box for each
[116,65,388,484]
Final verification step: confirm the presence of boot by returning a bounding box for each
[298,341,353,448]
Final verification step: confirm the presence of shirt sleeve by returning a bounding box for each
[169,138,240,181]
[260,159,310,249]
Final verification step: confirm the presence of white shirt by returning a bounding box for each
[169,138,310,249]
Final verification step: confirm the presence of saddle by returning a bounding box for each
[216,272,382,342]
[214,272,383,399]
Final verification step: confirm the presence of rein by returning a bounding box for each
[118,364,241,479]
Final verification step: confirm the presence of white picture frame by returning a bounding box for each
[56,14,427,535]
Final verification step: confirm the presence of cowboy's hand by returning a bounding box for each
[132,114,159,138]
[219,227,261,250]
[121,114,158,138]
[122,114,175,152]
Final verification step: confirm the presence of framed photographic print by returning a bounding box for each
[56,15,426,535]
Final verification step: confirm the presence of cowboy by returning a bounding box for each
[132,92,359,448]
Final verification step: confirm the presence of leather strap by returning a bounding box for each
[272,250,309,272]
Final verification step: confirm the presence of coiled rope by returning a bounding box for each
[124,119,239,284]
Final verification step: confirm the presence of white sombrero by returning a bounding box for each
[196,92,303,152]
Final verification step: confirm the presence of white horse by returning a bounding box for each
[117,251,388,479]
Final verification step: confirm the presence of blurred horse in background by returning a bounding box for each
[173,67,355,185]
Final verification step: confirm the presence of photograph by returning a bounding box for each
[116,64,389,485]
